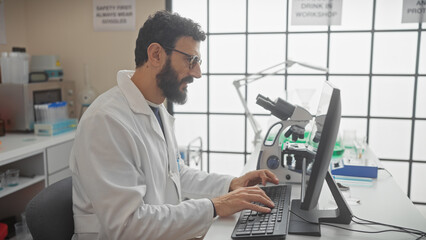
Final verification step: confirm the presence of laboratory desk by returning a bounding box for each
[205,145,426,240]
[0,131,75,219]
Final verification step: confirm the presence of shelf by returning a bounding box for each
[0,175,44,198]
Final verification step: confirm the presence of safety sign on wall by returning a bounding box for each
[402,0,426,23]
[291,0,342,26]
[93,0,135,31]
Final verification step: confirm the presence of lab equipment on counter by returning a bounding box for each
[233,59,328,146]
[331,148,378,178]
[0,50,29,84]
[255,93,313,184]
[34,101,68,123]
[0,81,76,131]
[30,55,63,81]
[5,169,19,187]
[34,118,77,136]
[179,137,203,170]
[33,101,77,136]
[79,64,98,119]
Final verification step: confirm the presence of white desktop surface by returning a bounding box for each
[204,145,426,240]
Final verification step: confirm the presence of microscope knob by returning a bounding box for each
[267,155,280,169]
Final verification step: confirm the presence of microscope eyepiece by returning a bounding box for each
[256,94,296,120]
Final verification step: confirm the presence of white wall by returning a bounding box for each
[1,0,165,112]
[0,0,28,54]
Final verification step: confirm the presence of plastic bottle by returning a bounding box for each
[19,52,29,84]
[9,52,20,84]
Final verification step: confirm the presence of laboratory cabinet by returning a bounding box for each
[0,131,75,220]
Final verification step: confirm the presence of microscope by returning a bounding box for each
[255,94,316,184]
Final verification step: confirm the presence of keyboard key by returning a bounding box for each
[235,231,251,236]
[251,230,266,235]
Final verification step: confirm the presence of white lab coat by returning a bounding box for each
[69,70,234,240]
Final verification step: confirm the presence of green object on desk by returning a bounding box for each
[277,131,345,157]
[333,144,345,157]
[279,131,310,144]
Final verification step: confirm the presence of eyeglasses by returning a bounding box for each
[162,46,202,69]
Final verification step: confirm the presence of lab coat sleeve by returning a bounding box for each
[179,164,235,199]
[72,112,215,240]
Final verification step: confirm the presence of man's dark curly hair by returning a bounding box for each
[135,11,206,68]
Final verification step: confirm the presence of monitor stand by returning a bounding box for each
[288,171,353,236]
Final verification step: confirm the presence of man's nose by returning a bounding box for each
[190,63,202,79]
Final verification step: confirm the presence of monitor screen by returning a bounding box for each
[289,81,352,236]
[303,81,338,210]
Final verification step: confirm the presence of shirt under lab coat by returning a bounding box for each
[69,70,234,240]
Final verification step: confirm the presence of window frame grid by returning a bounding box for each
[168,0,426,205]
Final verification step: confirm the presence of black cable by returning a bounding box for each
[289,210,426,239]
[290,210,416,234]
[378,167,393,177]
[353,215,426,236]
[351,217,423,237]
[416,234,426,240]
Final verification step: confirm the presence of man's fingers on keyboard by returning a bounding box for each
[247,186,270,196]
[249,203,272,213]
[246,186,268,195]
[247,194,275,208]
[240,186,274,207]
[246,185,262,190]
[257,190,273,203]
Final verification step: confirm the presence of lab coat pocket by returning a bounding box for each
[169,171,182,202]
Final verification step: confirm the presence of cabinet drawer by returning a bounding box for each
[48,168,72,185]
[46,140,73,174]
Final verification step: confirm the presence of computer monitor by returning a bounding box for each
[288,81,352,236]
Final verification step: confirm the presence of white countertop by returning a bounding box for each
[0,131,75,165]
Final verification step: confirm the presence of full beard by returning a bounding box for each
[156,58,193,105]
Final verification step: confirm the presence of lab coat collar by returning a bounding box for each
[117,70,152,116]
[116,70,175,137]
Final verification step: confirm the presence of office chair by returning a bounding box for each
[26,177,74,240]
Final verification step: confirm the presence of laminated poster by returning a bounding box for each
[291,0,342,26]
[402,0,426,23]
[93,0,136,31]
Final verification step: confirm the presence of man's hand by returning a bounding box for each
[211,186,275,217]
[229,169,279,192]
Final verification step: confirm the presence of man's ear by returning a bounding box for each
[147,43,164,67]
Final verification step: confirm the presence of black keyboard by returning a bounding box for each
[231,184,292,240]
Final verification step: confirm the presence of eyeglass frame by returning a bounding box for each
[161,45,202,69]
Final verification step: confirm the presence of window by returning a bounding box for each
[170,0,426,206]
